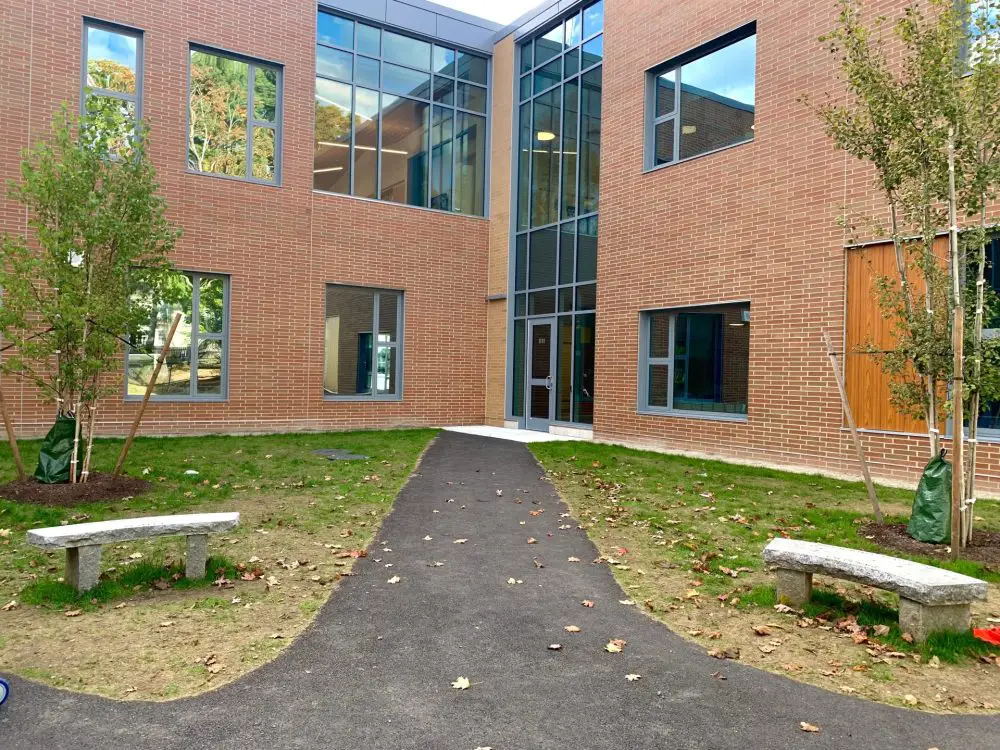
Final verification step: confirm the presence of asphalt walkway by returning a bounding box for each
[1,431,998,749]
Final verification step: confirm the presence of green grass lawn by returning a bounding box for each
[0,428,438,606]
[531,441,1000,668]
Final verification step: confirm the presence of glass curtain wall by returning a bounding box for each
[313,9,489,216]
[511,1,603,425]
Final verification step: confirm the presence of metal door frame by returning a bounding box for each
[526,316,557,431]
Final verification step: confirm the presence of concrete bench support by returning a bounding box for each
[763,538,987,643]
[27,513,239,593]
[775,568,812,607]
[186,534,209,580]
[66,545,102,592]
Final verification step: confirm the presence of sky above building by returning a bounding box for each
[433,0,542,24]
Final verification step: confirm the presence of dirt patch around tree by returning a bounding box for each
[0,473,152,506]
[860,522,1000,566]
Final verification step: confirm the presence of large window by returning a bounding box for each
[510,1,603,426]
[127,272,229,400]
[324,285,403,400]
[639,303,750,419]
[645,25,756,169]
[82,20,142,140]
[188,47,281,184]
[314,9,489,216]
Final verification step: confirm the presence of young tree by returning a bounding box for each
[814,0,1000,553]
[0,104,180,482]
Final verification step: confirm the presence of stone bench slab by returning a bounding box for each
[763,537,987,606]
[26,513,240,550]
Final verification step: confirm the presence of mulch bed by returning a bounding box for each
[0,473,152,506]
[860,522,1000,566]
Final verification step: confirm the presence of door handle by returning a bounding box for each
[545,375,553,391]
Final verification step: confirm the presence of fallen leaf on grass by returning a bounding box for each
[625,674,641,681]
[903,694,918,706]
[65,609,82,617]
[605,639,627,653]
[708,647,740,660]
[800,722,820,733]
[451,676,471,690]
[901,632,915,644]
[873,624,891,637]
[387,576,401,584]
[564,625,581,633]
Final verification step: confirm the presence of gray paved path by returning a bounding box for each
[1,432,998,749]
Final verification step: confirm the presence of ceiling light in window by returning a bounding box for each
[682,124,697,135]
[536,131,556,141]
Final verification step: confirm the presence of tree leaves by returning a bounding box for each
[451,676,471,690]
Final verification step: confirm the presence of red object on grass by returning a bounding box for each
[972,627,1000,646]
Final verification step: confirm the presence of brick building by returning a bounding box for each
[3,0,999,490]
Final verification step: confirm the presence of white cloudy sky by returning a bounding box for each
[433,0,542,24]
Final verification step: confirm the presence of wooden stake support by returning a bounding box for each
[823,330,883,524]
[113,312,182,476]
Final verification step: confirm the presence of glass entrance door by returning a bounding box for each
[526,317,556,431]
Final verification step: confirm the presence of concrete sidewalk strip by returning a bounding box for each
[1,432,997,750]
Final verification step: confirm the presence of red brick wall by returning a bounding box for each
[0,0,488,438]
[593,0,1000,491]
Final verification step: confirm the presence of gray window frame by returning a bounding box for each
[186,44,284,186]
[323,284,405,402]
[124,271,231,402]
[643,22,757,172]
[637,301,750,422]
[313,7,491,218]
[81,18,143,122]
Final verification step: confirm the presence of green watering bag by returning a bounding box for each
[906,449,952,544]
[33,415,80,484]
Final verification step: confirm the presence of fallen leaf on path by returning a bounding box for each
[711,671,727,680]
[619,599,635,606]
[548,644,562,650]
[454,539,468,544]
[527,537,537,544]
[429,561,445,567]
[605,639,627,653]
[507,578,523,585]
[582,599,595,608]
[800,722,820,733]
[423,535,433,541]
[529,510,544,516]
[564,625,581,633]
[65,609,82,617]
[1,600,18,611]
[387,576,401,584]
[568,557,581,563]
[625,674,641,681]
[159,621,175,627]
[451,676,471,690]
[753,626,772,637]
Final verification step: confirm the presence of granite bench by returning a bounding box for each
[26,513,240,592]
[763,537,988,642]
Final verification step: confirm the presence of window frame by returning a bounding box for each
[124,271,231,403]
[185,43,284,186]
[637,301,750,422]
[81,18,144,123]
[312,7,491,218]
[643,22,757,173]
[323,284,405,402]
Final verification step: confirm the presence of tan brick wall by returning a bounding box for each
[484,35,514,426]
[0,0,488,438]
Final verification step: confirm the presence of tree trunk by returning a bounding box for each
[0,382,26,481]
[947,130,965,559]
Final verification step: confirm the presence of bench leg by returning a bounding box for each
[775,569,813,607]
[66,545,102,592]
[898,598,971,643]
[186,534,208,580]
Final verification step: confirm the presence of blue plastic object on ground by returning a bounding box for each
[0,677,9,706]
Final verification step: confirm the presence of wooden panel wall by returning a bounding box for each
[844,239,947,434]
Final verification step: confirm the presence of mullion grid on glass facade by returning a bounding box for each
[81,20,142,121]
[510,1,603,426]
[314,8,488,216]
